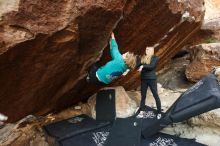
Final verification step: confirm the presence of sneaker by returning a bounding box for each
[135,107,140,113]
[0,113,8,121]
[137,111,144,118]
[157,113,162,119]
[0,121,4,127]
[0,113,8,128]
[133,107,140,117]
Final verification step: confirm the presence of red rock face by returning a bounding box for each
[0,0,204,122]
[102,0,205,88]
[186,43,220,82]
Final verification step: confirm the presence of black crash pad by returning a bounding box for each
[141,133,207,146]
[169,74,220,122]
[138,106,165,139]
[43,114,111,145]
[96,89,116,121]
[136,106,165,132]
[105,117,142,146]
[59,124,112,146]
[143,74,220,138]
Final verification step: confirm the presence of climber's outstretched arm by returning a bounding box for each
[110,32,121,59]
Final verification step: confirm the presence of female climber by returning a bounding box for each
[137,46,162,119]
[86,32,136,85]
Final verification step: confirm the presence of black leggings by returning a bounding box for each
[87,64,105,85]
[140,79,161,113]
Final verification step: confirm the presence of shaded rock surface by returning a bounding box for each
[186,43,220,82]
[157,54,193,89]
[0,0,205,122]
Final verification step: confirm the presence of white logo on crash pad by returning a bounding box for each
[149,137,177,146]
[92,131,109,146]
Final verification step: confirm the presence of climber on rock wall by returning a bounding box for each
[137,46,162,119]
[86,32,136,85]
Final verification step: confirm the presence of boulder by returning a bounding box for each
[0,0,126,122]
[186,43,220,82]
[157,55,193,89]
[0,0,205,122]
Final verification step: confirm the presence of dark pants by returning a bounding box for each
[87,64,105,85]
[140,79,161,113]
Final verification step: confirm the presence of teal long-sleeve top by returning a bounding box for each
[96,38,128,84]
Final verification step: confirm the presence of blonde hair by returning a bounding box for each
[123,52,137,69]
[141,47,154,64]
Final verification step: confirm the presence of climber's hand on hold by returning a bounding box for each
[111,32,115,39]
[138,65,143,72]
